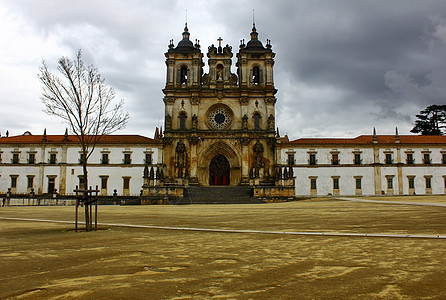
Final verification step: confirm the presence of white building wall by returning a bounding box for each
[293,166,374,196]
[0,143,162,196]
[281,144,446,197]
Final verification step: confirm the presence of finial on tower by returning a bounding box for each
[373,127,378,143]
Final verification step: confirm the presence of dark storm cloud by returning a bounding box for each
[1,0,446,139]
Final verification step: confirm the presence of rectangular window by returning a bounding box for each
[354,153,361,165]
[145,153,152,164]
[310,178,317,190]
[442,153,446,164]
[407,153,414,165]
[309,154,316,165]
[79,153,84,165]
[28,153,35,164]
[287,154,295,165]
[101,177,108,189]
[48,178,55,194]
[254,114,260,130]
[11,176,18,188]
[355,178,362,190]
[123,153,131,165]
[332,154,339,165]
[101,153,109,164]
[423,153,431,165]
[179,114,186,130]
[49,153,56,164]
[27,176,34,188]
[78,176,85,189]
[387,177,393,189]
[123,177,130,190]
[408,177,415,189]
[333,178,339,190]
[385,153,392,164]
[12,153,19,164]
[425,177,432,189]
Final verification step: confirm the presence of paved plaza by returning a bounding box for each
[1,196,446,299]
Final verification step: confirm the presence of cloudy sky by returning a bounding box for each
[1,0,446,140]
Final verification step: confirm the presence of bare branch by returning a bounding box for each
[39,49,129,186]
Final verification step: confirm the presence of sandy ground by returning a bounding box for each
[1,197,446,299]
[358,195,446,204]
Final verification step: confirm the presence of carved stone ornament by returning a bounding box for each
[162,136,172,145]
[239,137,251,146]
[188,136,200,145]
[164,97,176,105]
[165,114,172,130]
[265,97,276,105]
[239,96,249,105]
[191,97,200,105]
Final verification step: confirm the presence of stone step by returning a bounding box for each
[179,186,264,204]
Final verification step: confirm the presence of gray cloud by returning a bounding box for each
[1,0,446,139]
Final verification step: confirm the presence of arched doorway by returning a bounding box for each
[209,154,230,185]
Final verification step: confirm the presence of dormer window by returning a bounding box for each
[180,66,188,85]
[253,66,260,85]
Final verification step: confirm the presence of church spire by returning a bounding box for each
[250,11,259,42]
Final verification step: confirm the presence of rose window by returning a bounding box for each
[209,107,231,130]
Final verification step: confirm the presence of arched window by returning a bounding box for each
[254,113,261,130]
[253,66,260,85]
[179,113,186,130]
[180,66,188,85]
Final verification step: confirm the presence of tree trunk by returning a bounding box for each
[83,150,89,231]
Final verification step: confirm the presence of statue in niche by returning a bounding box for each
[192,114,198,130]
[242,114,248,130]
[175,140,187,178]
[253,140,264,171]
[202,74,210,85]
[165,114,172,130]
[217,70,223,81]
[267,114,275,131]
[229,74,238,85]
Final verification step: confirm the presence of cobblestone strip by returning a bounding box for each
[1,216,445,239]
[335,197,446,207]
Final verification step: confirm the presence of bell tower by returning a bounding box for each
[236,23,275,89]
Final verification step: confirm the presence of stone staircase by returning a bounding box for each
[179,186,264,204]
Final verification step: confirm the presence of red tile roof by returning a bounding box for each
[0,134,160,145]
[286,135,446,145]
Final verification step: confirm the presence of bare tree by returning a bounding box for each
[39,49,129,231]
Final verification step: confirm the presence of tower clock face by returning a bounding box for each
[209,107,231,130]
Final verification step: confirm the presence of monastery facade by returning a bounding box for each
[1,24,446,199]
